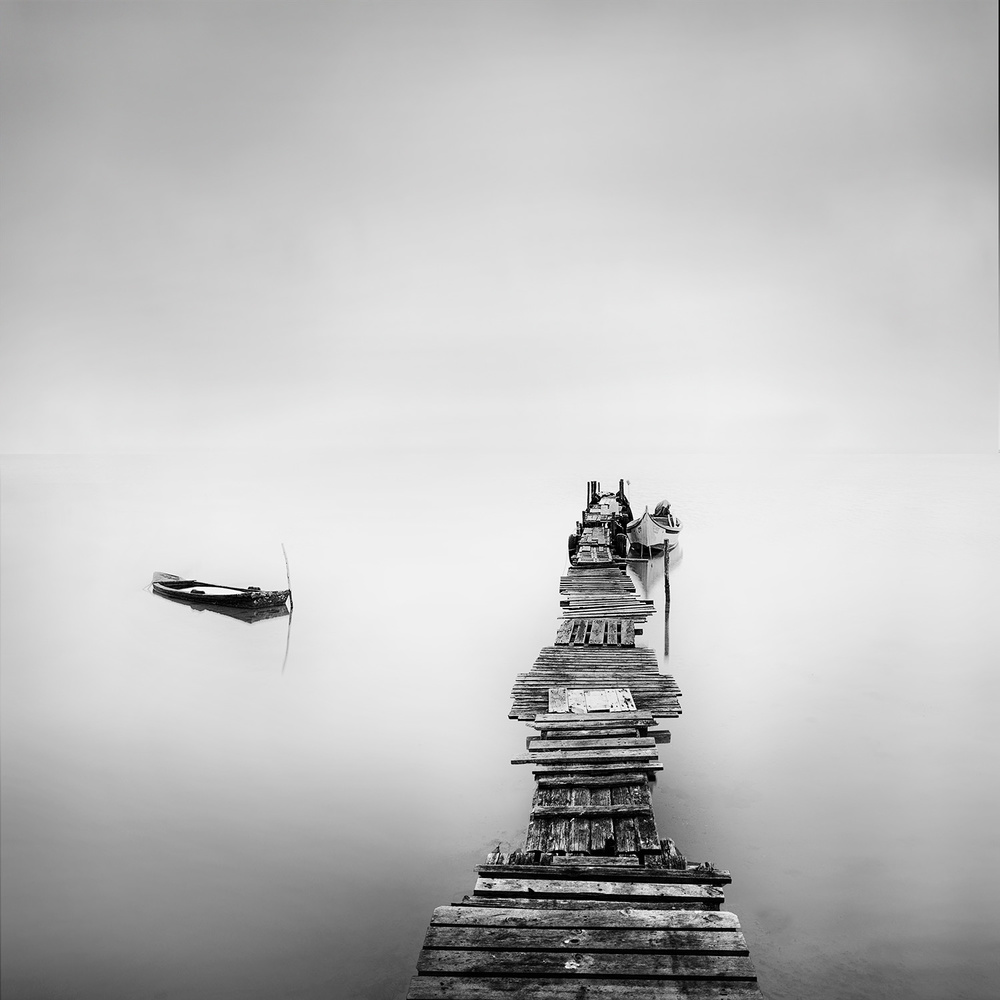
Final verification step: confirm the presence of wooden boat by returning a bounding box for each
[151,571,290,610]
[627,507,682,551]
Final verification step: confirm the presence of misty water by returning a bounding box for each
[2,452,998,1000]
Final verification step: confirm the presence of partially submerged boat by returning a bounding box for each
[151,571,290,610]
[627,500,682,551]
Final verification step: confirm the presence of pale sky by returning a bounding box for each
[1,1,997,455]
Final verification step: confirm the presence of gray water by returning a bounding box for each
[2,452,998,1000]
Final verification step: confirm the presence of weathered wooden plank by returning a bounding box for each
[547,687,568,713]
[518,677,676,688]
[518,674,673,686]
[534,727,640,740]
[548,787,570,853]
[613,785,644,852]
[635,809,661,851]
[529,662,661,671]
[521,665,666,675]
[535,771,649,787]
[614,815,639,853]
[407,977,764,999]
[588,788,614,853]
[559,589,634,596]
[480,855,642,869]
[568,787,590,852]
[566,689,589,713]
[534,711,654,725]
[428,906,744,930]
[518,677,674,687]
[513,700,679,717]
[533,656,648,669]
[554,620,573,645]
[456,895,713,911]
[512,747,659,765]
[421,925,749,954]
[513,697,680,714]
[527,736,655,752]
[561,611,653,620]
[558,597,652,605]
[532,647,659,660]
[476,866,732,886]
[526,674,665,684]
[512,705,677,722]
[524,817,545,853]
[514,692,680,708]
[559,594,651,602]
[531,762,664,776]
[530,803,653,818]
[473,878,725,906]
[520,662,672,675]
[549,817,569,853]
[416,950,754,977]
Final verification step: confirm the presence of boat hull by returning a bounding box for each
[627,511,681,551]
[152,578,290,609]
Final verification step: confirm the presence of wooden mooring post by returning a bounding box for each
[406,483,763,998]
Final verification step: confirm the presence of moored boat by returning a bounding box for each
[627,503,682,551]
[151,571,290,609]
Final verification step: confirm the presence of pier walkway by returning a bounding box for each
[406,482,762,998]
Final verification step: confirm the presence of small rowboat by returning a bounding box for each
[627,508,682,551]
[151,571,290,609]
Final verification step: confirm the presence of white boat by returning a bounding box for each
[627,506,682,551]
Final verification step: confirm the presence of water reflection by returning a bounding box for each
[627,551,663,598]
[150,589,291,625]
[2,454,997,1000]
[148,585,294,673]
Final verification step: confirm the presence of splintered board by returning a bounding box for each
[547,688,637,713]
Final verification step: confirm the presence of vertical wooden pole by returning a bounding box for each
[663,545,671,659]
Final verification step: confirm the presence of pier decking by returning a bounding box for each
[406,482,762,998]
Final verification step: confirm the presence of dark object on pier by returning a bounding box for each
[613,531,628,557]
[616,478,634,522]
[150,571,290,610]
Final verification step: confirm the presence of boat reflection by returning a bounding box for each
[152,590,291,624]
[626,552,662,600]
[626,545,681,598]
[150,585,294,672]
[625,547,680,661]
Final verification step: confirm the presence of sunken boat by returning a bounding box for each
[151,571,290,610]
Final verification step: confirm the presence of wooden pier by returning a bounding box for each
[406,482,763,998]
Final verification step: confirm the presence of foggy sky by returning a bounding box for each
[1,1,997,456]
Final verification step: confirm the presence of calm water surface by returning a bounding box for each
[2,452,998,999]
